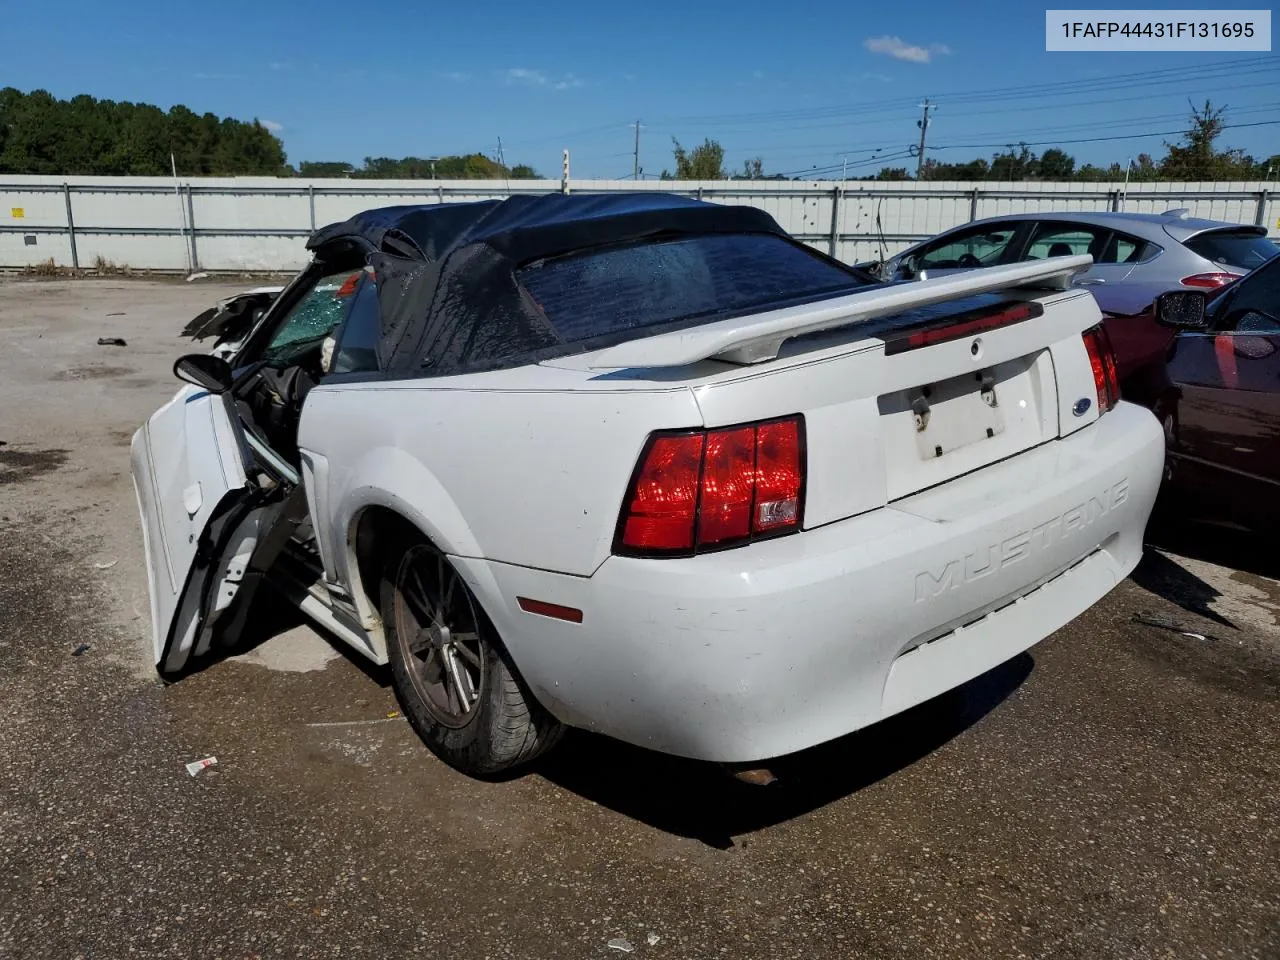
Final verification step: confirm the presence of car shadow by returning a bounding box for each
[1129,548,1235,629]
[1136,503,1280,629]
[1147,520,1280,581]
[532,653,1034,848]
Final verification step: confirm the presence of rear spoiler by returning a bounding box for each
[585,254,1093,369]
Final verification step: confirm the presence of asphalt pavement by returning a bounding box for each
[1,279,1277,959]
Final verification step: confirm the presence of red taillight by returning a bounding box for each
[753,420,803,532]
[698,426,755,545]
[616,416,806,556]
[1082,325,1120,413]
[1181,272,1237,289]
[619,433,704,552]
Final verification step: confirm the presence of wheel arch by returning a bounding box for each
[325,445,483,627]
[348,504,432,618]
[346,502,549,730]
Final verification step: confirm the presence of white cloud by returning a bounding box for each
[860,71,893,83]
[506,67,548,86]
[505,67,582,90]
[863,35,950,63]
[443,71,471,83]
[752,69,765,79]
[260,119,284,133]
[269,61,292,72]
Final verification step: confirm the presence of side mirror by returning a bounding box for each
[1154,290,1209,330]
[174,353,234,393]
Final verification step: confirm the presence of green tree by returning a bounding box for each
[1160,99,1256,180]
[665,138,726,179]
[919,158,991,180]
[299,161,355,178]
[866,166,911,181]
[1131,153,1159,181]
[990,143,1036,181]
[346,154,537,180]
[1037,148,1075,179]
[0,88,287,176]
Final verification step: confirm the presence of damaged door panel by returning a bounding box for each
[131,384,298,676]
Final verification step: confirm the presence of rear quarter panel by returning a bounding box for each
[297,371,705,579]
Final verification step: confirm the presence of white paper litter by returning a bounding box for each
[185,756,218,777]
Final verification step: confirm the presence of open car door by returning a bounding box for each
[130,382,303,677]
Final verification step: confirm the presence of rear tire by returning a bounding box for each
[379,535,563,777]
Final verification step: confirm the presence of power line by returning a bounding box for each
[933,118,1280,151]
[644,72,1277,139]
[780,150,917,179]
[494,63,1277,179]
[774,102,1280,158]
[640,56,1277,128]
[777,117,1280,178]
[500,59,1275,157]
[495,55,1277,179]
[730,102,1280,157]
[926,102,1280,143]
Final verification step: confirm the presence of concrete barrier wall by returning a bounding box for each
[1,175,1274,272]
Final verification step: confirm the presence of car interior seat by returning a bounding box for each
[1047,242,1074,258]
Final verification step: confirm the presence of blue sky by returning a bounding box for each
[4,0,1277,178]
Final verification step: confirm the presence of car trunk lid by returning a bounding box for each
[688,288,1103,526]
[566,258,1104,531]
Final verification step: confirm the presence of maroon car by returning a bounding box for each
[1148,254,1280,525]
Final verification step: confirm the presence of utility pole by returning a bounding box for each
[562,149,571,195]
[632,121,641,180]
[915,99,934,180]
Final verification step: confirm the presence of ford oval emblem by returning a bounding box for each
[1072,397,1092,417]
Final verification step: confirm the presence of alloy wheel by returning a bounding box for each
[393,545,487,728]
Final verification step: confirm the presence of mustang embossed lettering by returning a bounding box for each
[914,479,1130,601]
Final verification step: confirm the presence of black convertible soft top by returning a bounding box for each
[307,193,785,264]
[304,193,838,377]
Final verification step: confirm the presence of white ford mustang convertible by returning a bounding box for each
[132,194,1162,776]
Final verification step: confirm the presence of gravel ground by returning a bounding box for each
[1,279,1277,960]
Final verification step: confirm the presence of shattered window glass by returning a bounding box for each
[261,269,363,364]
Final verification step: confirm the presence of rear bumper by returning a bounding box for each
[457,402,1163,763]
